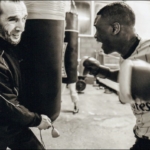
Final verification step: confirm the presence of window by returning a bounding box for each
[75,1,94,37]
[126,1,150,38]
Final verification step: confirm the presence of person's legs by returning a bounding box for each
[9,128,45,150]
[0,142,7,150]
[61,83,67,94]
[130,137,150,150]
[130,138,140,150]
[61,83,67,102]
[68,83,79,113]
[0,135,13,150]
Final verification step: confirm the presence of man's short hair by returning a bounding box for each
[97,2,135,26]
[0,0,21,15]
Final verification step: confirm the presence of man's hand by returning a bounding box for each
[82,57,110,78]
[83,57,100,76]
[37,114,52,130]
[83,57,106,78]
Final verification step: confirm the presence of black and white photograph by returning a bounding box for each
[0,0,150,149]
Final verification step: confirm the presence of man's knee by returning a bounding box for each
[9,129,45,150]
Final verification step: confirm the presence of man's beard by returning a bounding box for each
[0,25,21,45]
[102,41,115,54]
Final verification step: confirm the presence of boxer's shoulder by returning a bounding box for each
[127,38,150,61]
[135,39,150,53]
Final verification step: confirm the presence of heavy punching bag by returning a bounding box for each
[62,2,78,84]
[18,1,65,122]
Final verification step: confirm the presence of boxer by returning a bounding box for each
[82,2,150,149]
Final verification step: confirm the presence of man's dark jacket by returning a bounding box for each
[0,38,41,138]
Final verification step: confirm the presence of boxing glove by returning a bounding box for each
[118,59,150,103]
[83,57,110,78]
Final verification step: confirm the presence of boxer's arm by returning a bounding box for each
[83,57,119,82]
[105,69,119,83]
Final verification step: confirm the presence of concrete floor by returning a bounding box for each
[31,84,136,149]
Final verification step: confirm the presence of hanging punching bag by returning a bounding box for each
[18,1,65,122]
[62,5,78,84]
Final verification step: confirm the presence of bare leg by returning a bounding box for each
[68,83,79,114]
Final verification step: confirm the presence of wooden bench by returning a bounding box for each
[96,77,119,94]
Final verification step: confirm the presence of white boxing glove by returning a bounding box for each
[118,59,150,103]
